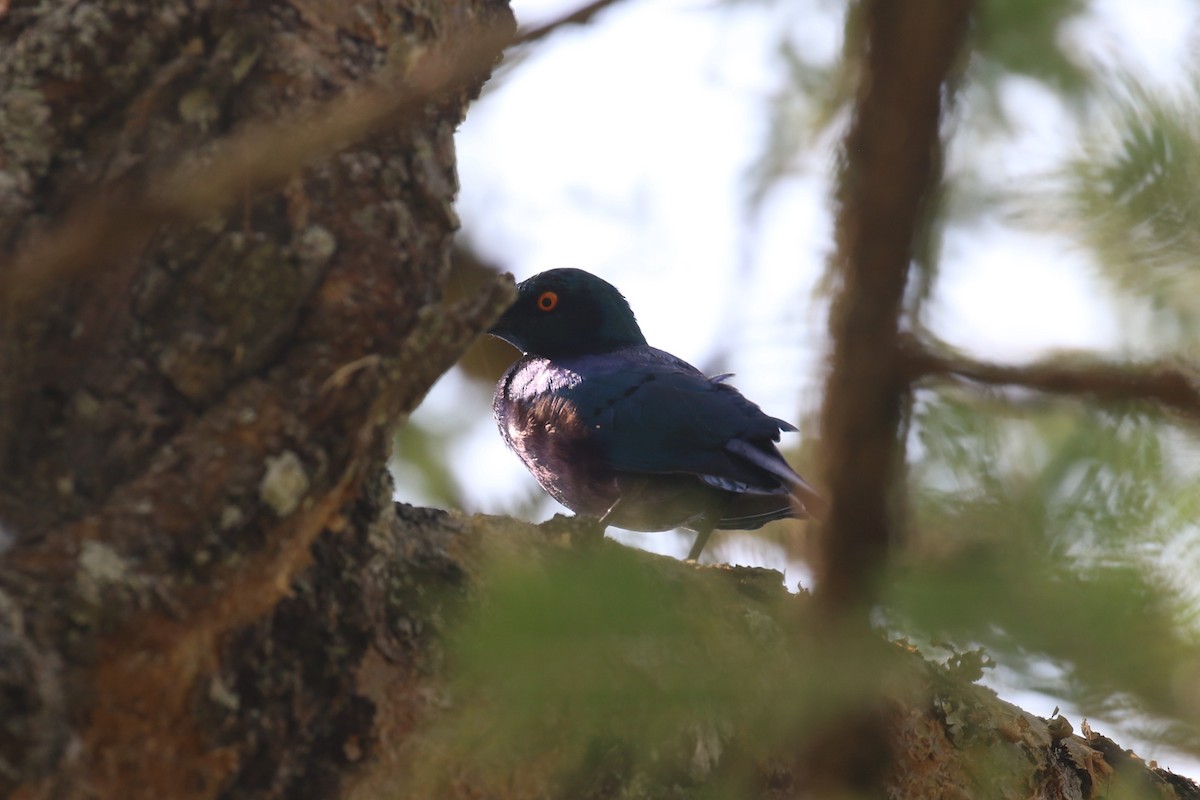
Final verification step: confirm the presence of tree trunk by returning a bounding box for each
[1,2,1198,799]
[0,1,513,796]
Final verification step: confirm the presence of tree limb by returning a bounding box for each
[815,2,972,795]
[905,338,1200,423]
[820,1,972,610]
[513,0,629,46]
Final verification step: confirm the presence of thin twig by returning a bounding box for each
[513,0,627,46]
[906,339,1200,423]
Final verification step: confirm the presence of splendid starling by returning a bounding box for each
[489,268,824,561]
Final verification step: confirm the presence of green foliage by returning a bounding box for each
[972,0,1091,97]
[749,0,1095,221]
[1061,78,1200,336]
[412,545,886,795]
[745,0,854,214]
[393,423,467,509]
[745,34,842,213]
[895,388,1200,738]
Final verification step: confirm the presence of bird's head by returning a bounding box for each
[489,268,648,357]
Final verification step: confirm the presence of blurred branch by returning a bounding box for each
[513,0,628,46]
[820,1,973,611]
[907,338,1200,424]
[815,2,972,797]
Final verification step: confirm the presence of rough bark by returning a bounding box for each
[0,0,514,796]
[0,2,1198,800]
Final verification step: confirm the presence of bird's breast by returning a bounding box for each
[494,360,617,515]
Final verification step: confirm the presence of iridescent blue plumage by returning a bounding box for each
[490,268,823,560]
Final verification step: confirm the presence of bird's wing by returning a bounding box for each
[564,349,801,492]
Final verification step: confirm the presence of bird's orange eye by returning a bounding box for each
[537,291,558,312]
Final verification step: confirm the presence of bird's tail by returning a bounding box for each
[786,473,828,522]
[724,439,827,522]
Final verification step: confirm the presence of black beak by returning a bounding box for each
[487,298,520,346]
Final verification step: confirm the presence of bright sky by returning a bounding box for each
[400,0,1200,774]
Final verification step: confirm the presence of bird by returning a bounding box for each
[488,268,824,561]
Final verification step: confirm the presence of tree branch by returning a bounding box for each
[820,1,972,611]
[357,505,1200,800]
[814,2,972,796]
[513,0,628,46]
[905,338,1200,423]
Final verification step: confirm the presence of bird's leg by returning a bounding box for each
[687,521,715,562]
[598,496,622,527]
